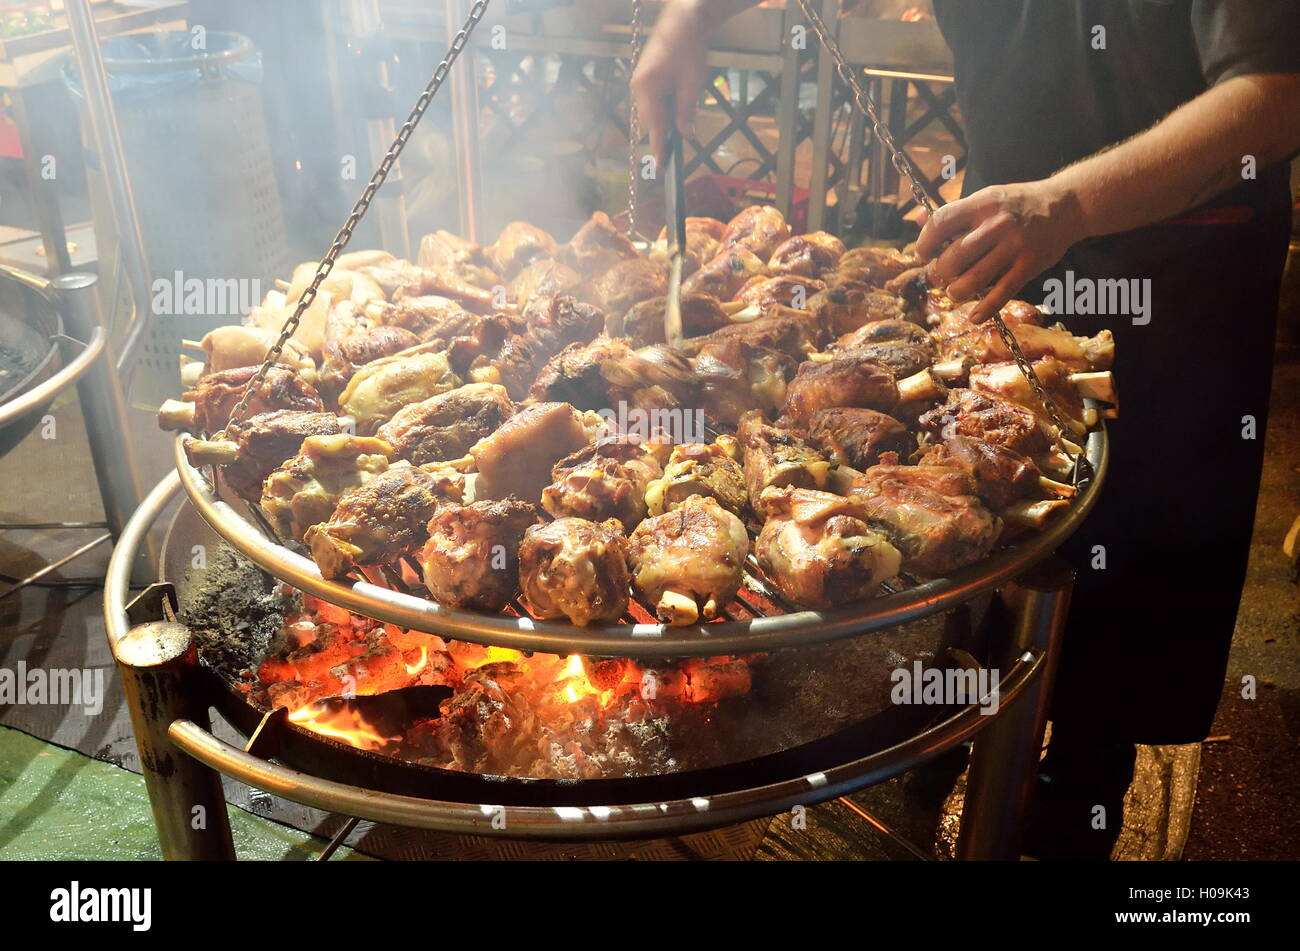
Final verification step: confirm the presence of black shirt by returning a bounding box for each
[931,0,1299,218]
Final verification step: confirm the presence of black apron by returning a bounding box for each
[932,0,1296,742]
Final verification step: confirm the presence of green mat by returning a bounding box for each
[0,725,367,861]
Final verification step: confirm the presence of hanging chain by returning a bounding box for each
[626,0,646,241]
[219,0,492,437]
[795,0,1086,475]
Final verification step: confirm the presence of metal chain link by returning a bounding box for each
[626,0,646,240]
[219,0,492,437]
[795,0,1086,475]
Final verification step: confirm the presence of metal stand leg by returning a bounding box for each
[118,584,236,861]
[956,557,1073,860]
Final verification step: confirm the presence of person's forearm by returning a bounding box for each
[668,0,763,33]
[1053,73,1300,239]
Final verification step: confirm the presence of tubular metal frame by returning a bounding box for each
[104,469,1074,853]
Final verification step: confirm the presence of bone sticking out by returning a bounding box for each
[1040,451,1074,478]
[1082,407,1100,428]
[931,358,969,381]
[179,359,203,387]
[1038,475,1076,498]
[1070,370,1116,403]
[183,436,240,466]
[657,588,701,627]
[726,303,764,323]
[896,368,945,405]
[157,399,196,431]
[1001,498,1070,530]
[181,338,204,352]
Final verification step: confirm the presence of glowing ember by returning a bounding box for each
[288,703,398,750]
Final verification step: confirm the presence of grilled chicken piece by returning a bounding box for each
[848,464,1000,578]
[419,498,540,611]
[767,231,846,279]
[560,211,640,277]
[470,401,600,502]
[834,318,932,351]
[506,258,581,303]
[371,295,483,345]
[834,246,919,288]
[160,364,323,435]
[807,407,911,472]
[486,221,559,278]
[917,435,1043,510]
[197,325,313,375]
[778,352,901,427]
[261,434,391,541]
[185,409,341,501]
[390,266,496,312]
[720,205,792,260]
[681,246,767,300]
[542,437,663,529]
[616,293,730,347]
[529,337,633,409]
[585,258,668,315]
[319,325,420,404]
[737,411,831,516]
[917,388,1051,458]
[755,487,901,609]
[807,283,907,335]
[645,439,748,518]
[306,463,463,580]
[692,340,796,424]
[337,344,461,434]
[840,336,935,380]
[518,518,631,626]
[376,382,515,465]
[968,357,1087,435]
[628,495,749,625]
[735,274,827,312]
[418,230,500,288]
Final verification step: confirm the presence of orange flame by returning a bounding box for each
[405,646,428,676]
[288,703,397,751]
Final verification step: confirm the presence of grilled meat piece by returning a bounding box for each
[807,284,908,335]
[560,211,640,277]
[735,274,827,312]
[834,246,919,288]
[737,411,831,517]
[260,434,392,541]
[616,293,730,347]
[968,357,1087,435]
[779,352,900,427]
[337,344,461,434]
[940,321,1114,373]
[628,495,749,625]
[848,464,1000,578]
[686,307,824,360]
[929,298,1043,339]
[162,364,323,435]
[419,498,540,611]
[372,295,482,346]
[755,487,901,609]
[807,407,911,471]
[197,325,313,375]
[720,205,792,260]
[188,409,341,501]
[585,258,667,315]
[470,401,599,502]
[506,258,581,303]
[681,246,767,300]
[834,318,933,351]
[542,437,663,529]
[486,221,559,278]
[917,388,1050,458]
[767,231,846,279]
[692,340,796,424]
[530,337,633,409]
[456,296,605,400]
[518,517,631,626]
[650,218,724,276]
[319,325,420,404]
[918,435,1043,510]
[390,266,496,312]
[376,382,515,465]
[645,439,748,517]
[418,229,500,288]
[306,463,464,580]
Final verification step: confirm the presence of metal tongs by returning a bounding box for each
[662,115,688,349]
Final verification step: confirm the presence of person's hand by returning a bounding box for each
[631,1,711,165]
[914,178,1088,323]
